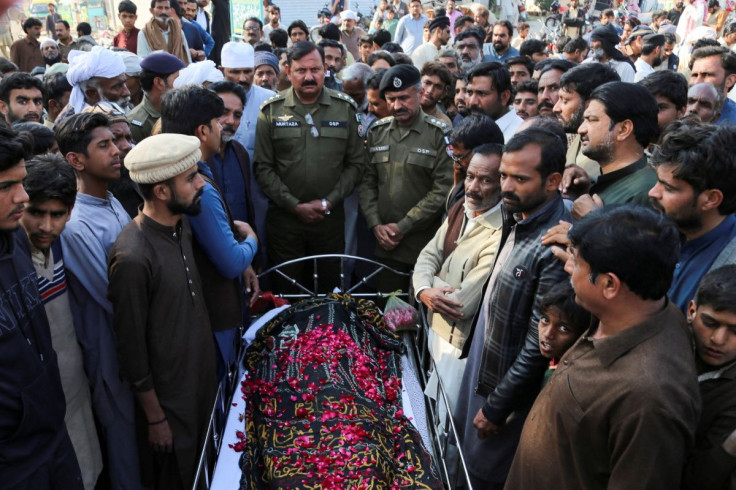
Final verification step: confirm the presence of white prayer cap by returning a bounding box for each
[40,38,58,50]
[221,41,254,69]
[118,51,143,77]
[340,10,357,20]
[173,60,224,88]
[685,26,717,46]
[66,46,126,114]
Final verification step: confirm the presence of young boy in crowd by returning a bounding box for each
[683,265,736,489]
[538,282,593,385]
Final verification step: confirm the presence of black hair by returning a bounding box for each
[0,126,32,172]
[77,22,92,36]
[254,42,273,52]
[539,58,576,76]
[454,15,473,31]
[472,142,504,159]
[269,4,280,13]
[637,70,687,110]
[274,47,288,60]
[366,68,388,91]
[467,61,511,96]
[11,121,55,155]
[150,0,168,7]
[641,35,665,55]
[0,58,18,75]
[318,22,340,41]
[392,53,413,65]
[540,282,593,336]
[54,112,110,156]
[692,38,721,51]
[492,20,513,37]
[515,79,537,94]
[420,61,453,88]
[556,35,571,54]
[373,29,391,47]
[589,81,659,149]
[694,265,736,312]
[169,0,183,17]
[0,73,46,104]
[663,32,677,45]
[725,22,736,35]
[505,56,534,77]
[139,66,179,93]
[269,28,288,48]
[287,20,309,37]
[317,39,343,57]
[504,127,566,179]
[569,204,680,301]
[23,153,76,207]
[454,28,483,47]
[651,121,736,215]
[244,16,263,30]
[562,36,588,54]
[449,113,504,148]
[381,42,404,53]
[520,39,547,58]
[289,41,325,64]
[526,116,568,153]
[209,80,246,107]
[559,62,620,102]
[56,19,70,30]
[23,17,42,33]
[360,34,374,45]
[367,51,396,67]
[118,0,137,14]
[689,45,736,77]
[160,85,225,136]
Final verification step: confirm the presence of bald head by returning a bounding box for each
[686,83,722,123]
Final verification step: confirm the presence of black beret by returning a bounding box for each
[140,52,186,75]
[625,25,654,45]
[379,64,421,94]
[590,24,621,46]
[428,15,450,33]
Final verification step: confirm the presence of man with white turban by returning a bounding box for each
[118,50,143,108]
[173,59,223,87]
[58,45,130,122]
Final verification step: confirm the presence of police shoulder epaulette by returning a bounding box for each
[332,90,358,110]
[373,116,394,127]
[260,93,285,110]
[424,114,449,131]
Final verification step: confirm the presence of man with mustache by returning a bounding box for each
[255,41,364,291]
[455,28,484,72]
[127,51,184,144]
[108,133,217,490]
[536,59,574,118]
[10,17,44,73]
[466,61,522,142]
[482,20,519,63]
[359,64,453,294]
[0,72,45,124]
[137,0,191,64]
[55,112,142,490]
[41,38,62,67]
[634,33,667,82]
[511,79,537,120]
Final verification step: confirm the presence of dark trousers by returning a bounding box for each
[11,428,84,490]
[266,204,345,294]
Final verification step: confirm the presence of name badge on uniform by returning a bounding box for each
[415,148,432,155]
[321,121,347,128]
[369,145,389,152]
[131,120,143,127]
[274,121,300,127]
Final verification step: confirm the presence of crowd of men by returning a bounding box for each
[1,0,736,488]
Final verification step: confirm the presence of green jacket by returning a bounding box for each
[359,111,453,265]
[127,94,159,145]
[253,87,364,210]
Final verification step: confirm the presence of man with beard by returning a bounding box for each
[59,46,131,121]
[420,61,453,126]
[11,17,44,73]
[41,38,62,67]
[466,61,522,142]
[454,28,483,72]
[634,33,667,82]
[55,112,142,490]
[366,68,390,121]
[536,59,574,118]
[342,62,375,137]
[689,46,736,125]
[317,39,346,91]
[242,17,263,46]
[43,72,72,129]
[127,52,184,143]
[55,20,78,63]
[505,56,532,89]
[482,20,519,63]
[254,51,279,91]
[0,73,45,124]
[359,64,453,294]
[453,73,468,125]
[108,134,217,490]
[412,16,451,69]
[137,0,191,64]
[686,83,723,123]
[649,121,736,312]
[583,24,635,83]
[453,127,570,489]
[553,63,620,185]
[512,79,537,120]
[255,42,363,291]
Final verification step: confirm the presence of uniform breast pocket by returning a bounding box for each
[371,151,390,185]
[321,126,348,141]
[406,149,437,169]
[272,127,303,159]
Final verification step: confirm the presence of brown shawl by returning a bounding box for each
[142,17,189,65]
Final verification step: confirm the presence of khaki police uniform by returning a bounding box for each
[127,94,159,144]
[254,86,364,288]
[359,110,454,272]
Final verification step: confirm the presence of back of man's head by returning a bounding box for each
[161,85,225,136]
[589,81,659,149]
[449,113,504,148]
[23,153,77,207]
[569,204,680,301]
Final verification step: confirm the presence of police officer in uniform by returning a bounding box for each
[254,41,364,291]
[127,52,184,143]
[359,64,454,294]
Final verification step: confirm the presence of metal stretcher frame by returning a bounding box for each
[192,254,472,489]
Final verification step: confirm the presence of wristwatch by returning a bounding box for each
[322,198,331,215]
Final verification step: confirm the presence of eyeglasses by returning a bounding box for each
[244,26,260,32]
[448,148,472,163]
[94,101,126,116]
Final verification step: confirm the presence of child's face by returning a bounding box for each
[538,305,580,360]
[387,10,395,19]
[688,301,736,368]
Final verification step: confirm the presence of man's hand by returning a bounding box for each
[473,408,499,439]
[571,193,603,220]
[541,220,573,247]
[560,165,591,200]
[243,265,260,307]
[373,224,401,251]
[148,420,173,453]
[233,220,257,241]
[293,200,326,223]
[418,287,464,322]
